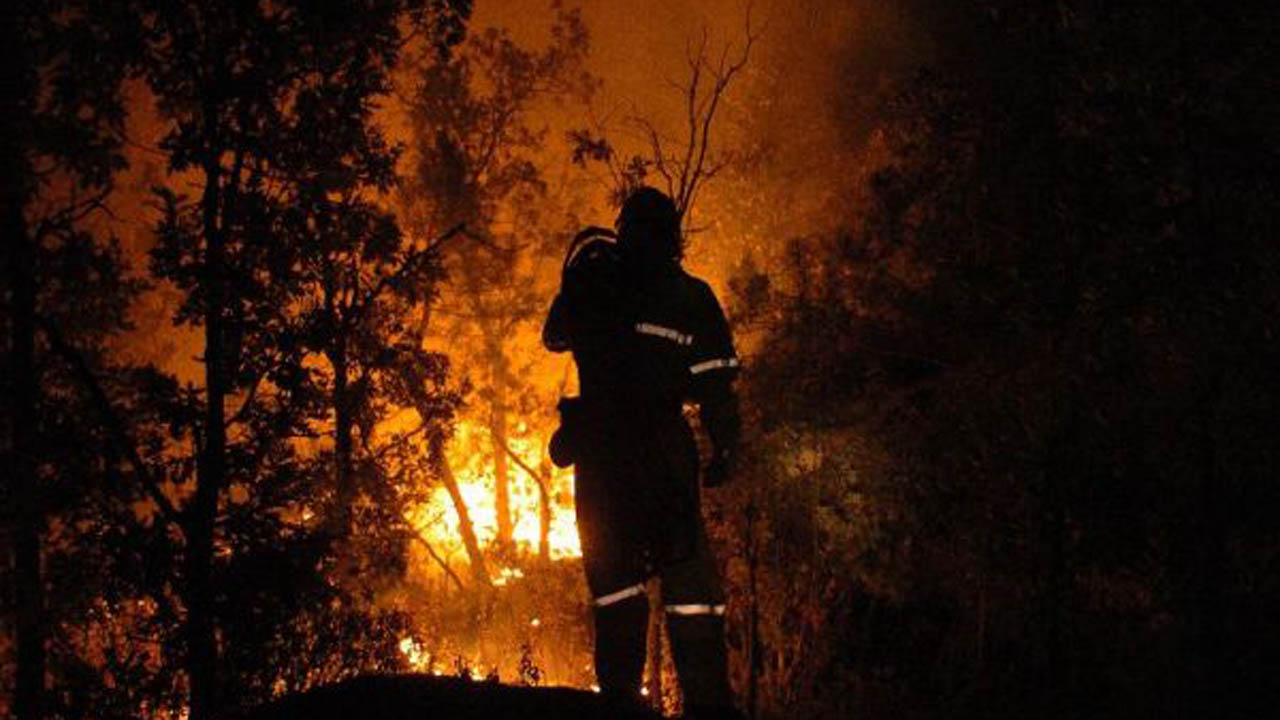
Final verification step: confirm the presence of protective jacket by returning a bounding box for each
[542,227,741,560]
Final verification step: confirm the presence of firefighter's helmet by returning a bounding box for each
[616,186,682,265]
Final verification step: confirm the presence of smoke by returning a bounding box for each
[491,0,951,277]
[100,0,953,468]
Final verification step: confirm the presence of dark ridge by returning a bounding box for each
[238,674,663,720]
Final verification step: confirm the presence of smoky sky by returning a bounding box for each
[109,0,960,372]
[476,0,951,161]
[464,0,958,282]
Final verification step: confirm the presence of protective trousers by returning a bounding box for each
[573,418,732,712]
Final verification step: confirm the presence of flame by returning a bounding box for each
[398,636,430,672]
[493,567,524,586]
[406,420,581,563]
[390,413,599,689]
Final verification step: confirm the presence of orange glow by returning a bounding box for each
[101,0,822,699]
[404,419,581,563]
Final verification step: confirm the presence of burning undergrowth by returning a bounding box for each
[385,420,594,689]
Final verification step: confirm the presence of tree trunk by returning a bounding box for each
[4,16,44,712]
[745,500,760,720]
[489,352,514,555]
[439,454,491,588]
[537,454,552,563]
[645,579,663,711]
[495,437,552,563]
[187,148,226,720]
[1043,477,1065,720]
[473,312,515,555]
[8,182,45,720]
[1041,411,1075,720]
[411,529,467,592]
[1194,371,1224,717]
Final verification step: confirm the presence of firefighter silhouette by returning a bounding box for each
[543,187,741,719]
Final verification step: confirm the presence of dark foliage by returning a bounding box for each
[136,2,472,718]
[7,3,1277,720]
[726,2,1278,718]
[2,2,141,718]
[5,2,471,720]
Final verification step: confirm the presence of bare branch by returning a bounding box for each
[32,187,112,244]
[687,17,754,218]
[490,431,554,563]
[496,438,550,496]
[635,116,675,191]
[677,38,705,210]
[578,6,756,215]
[371,420,432,461]
[226,365,268,427]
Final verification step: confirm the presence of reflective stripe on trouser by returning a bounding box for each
[594,582,646,607]
[590,581,649,697]
[665,602,726,616]
[661,528,731,712]
[586,531,728,703]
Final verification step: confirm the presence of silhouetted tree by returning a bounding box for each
[136,2,470,717]
[1,3,137,718]
[568,9,755,225]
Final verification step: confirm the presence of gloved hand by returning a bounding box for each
[548,427,573,468]
[703,447,735,488]
[549,397,583,468]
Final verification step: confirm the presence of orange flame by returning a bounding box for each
[405,420,581,562]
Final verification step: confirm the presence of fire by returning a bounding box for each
[382,333,594,686]
[390,412,597,689]
[398,636,430,671]
[407,420,581,563]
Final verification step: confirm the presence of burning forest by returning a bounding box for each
[2,1,1277,719]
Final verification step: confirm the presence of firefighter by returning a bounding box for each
[543,187,742,720]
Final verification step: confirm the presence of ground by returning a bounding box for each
[239,673,663,720]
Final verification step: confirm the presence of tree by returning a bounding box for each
[568,9,756,224]
[400,5,596,566]
[136,2,470,717]
[732,1,1278,717]
[278,31,465,591]
[1,3,136,718]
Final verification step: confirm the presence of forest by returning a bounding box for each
[2,1,1276,719]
